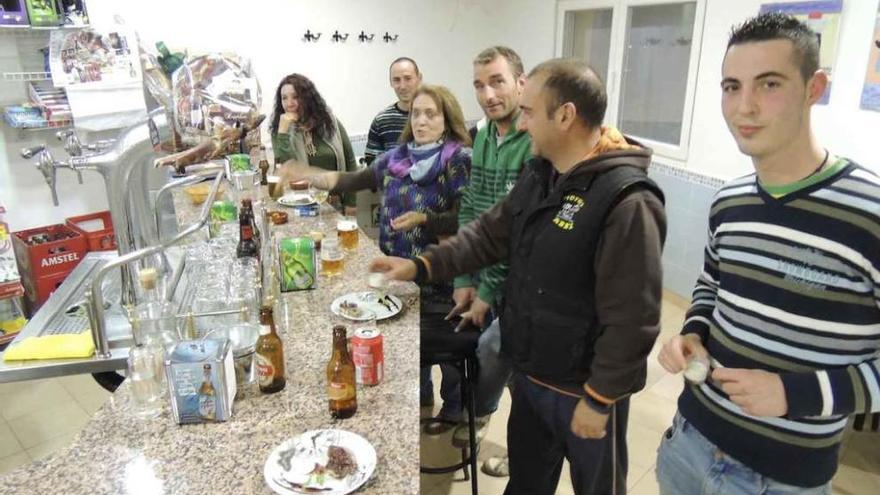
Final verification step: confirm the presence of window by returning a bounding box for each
[556,0,706,161]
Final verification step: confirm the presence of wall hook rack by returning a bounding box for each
[383,32,399,43]
[358,31,375,43]
[303,30,321,42]
[332,30,349,42]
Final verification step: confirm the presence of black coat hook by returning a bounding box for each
[303,30,321,42]
[358,31,375,43]
[383,32,399,43]
[332,30,349,42]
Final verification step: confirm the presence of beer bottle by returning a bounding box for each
[255,306,286,393]
[258,145,270,186]
[327,325,357,418]
[237,200,259,259]
[198,364,216,420]
[241,198,261,253]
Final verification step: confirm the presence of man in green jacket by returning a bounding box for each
[447,46,532,477]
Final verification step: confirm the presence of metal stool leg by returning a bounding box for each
[419,354,479,495]
[465,356,479,495]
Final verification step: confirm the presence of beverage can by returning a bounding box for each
[351,327,384,386]
[278,237,317,291]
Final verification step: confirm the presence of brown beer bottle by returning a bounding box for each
[326,325,357,418]
[255,306,286,393]
[237,200,259,260]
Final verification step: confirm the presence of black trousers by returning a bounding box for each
[504,373,629,495]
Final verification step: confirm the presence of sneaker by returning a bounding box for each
[451,415,491,448]
[481,455,510,477]
[423,418,457,435]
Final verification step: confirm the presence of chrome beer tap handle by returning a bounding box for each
[21,145,62,206]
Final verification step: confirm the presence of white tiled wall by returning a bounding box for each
[649,164,722,301]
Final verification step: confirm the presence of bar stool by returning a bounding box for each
[420,304,480,495]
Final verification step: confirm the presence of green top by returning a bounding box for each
[454,116,532,305]
[761,157,848,199]
[272,120,359,207]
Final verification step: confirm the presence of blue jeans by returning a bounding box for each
[657,413,832,495]
[420,364,461,419]
[474,317,513,416]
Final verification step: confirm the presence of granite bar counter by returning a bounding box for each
[0,188,421,495]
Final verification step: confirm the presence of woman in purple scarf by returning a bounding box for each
[282,84,472,430]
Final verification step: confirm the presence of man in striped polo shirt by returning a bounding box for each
[657,13,880,493]
[363,57,422,165]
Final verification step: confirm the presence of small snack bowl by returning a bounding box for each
[184,183,224,205]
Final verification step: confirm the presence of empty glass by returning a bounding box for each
[128,345,164,419]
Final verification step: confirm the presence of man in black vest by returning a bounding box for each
[371,58,666,495]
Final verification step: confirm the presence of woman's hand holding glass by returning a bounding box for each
[278,112,298,134]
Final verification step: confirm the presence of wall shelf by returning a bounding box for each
[2,72,51,82]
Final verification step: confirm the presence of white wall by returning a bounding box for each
[681,0,880,179]
[5,0,879,232]
[1,0,556,232]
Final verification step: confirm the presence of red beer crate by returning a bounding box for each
[66,211,117,251]
[12,224,87,280]
[22,270,68,315]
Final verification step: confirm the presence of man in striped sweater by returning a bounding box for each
[363,57,422,165]
[657,13,880,493]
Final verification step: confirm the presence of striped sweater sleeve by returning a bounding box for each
[781,357,880,418]
[681,221,720,342]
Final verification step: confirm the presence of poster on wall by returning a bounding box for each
[860,4,880,112]
[49,28,140,88]
[47,28,147,130]
[759,0,843,104]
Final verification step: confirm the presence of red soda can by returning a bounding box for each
[351,327,384,386]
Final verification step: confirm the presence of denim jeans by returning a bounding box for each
[474,317,513,416]
[420,364,461,419]
[504,373,628,495]
[656,413,832,495]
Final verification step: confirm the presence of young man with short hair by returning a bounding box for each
[657,13,880,494]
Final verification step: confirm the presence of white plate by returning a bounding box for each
[264,429,376,495]
[331,291,403,321]
[278,192,316,207]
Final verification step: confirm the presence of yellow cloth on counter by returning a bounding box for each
[3,330,95,361]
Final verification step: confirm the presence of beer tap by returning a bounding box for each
[55,130,117,185]
[21,145,63,206]
[56,130,84,184]
[57,129,116,156]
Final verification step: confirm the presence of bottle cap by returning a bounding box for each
[139,267,158,290]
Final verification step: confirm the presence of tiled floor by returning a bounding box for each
[0,292,878,494]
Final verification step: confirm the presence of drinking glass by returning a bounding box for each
[321,237,345,278]
[337,216,359,251]
[128,345,164,419]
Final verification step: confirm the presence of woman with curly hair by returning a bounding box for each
[271,73,358,209]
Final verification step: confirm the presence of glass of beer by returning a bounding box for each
[321,237,345,277]
[337,216,358,251]
[267,175,283,199]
